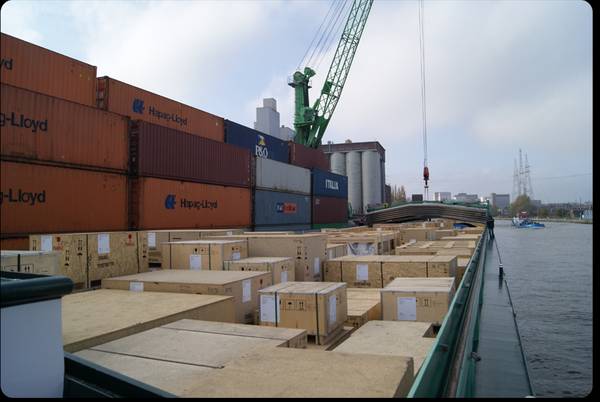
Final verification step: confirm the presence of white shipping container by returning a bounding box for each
[255,157,311,195]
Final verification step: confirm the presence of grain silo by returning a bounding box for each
[345,151,363,215]
[361,150,382,211]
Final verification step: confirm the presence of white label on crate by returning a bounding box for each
[189,255,202,270]
[98,234,110,255]
[227,231,233,236]
[313,257,320,275]
[280,270,288,283]
[328,294,337,327]
[232,252,241,261]
[328,250,334,260]
[41,235,53,252]
[397,297,417,321]
[242,279,252,303]
[260,295,276,323]
[147,232,156,248]
[129,282,144,292]
[356,264,369,281]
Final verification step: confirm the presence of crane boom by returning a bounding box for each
[290,0,373,148]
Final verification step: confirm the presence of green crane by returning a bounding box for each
[289,0,373,148]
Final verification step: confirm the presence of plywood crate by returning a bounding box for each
[224,257,294,284]
[224,234,326,282]
[162,240,248,271]
[435,248,475,259]
[427,255,458,277]
[397,228,437,243]
[341,256,383,288]
[440,234,481,241]
[346,288,382,329]
[179,347,414,397]
[326,243,347,260]
[381,255,430,286]
[431,229,457,240]
[87,231,140,288]
[456,257,470,285]
[136,231,150,273]
[334,320,435,375]
[259,281,347,344]
[381,277,455,324]
[1,250,60,275]
[30,233,88,288]
[62,289,235,352]
[323,257,343,282]
[102,270,271,324]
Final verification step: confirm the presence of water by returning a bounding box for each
[493,220,593,397]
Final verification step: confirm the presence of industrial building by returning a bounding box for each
[434,192,452,202]
[490,193,510,210]
[320,141,386,215]
[253,98,296,141]
[454,193,479,203]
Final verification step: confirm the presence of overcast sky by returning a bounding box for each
[1,0,592,203]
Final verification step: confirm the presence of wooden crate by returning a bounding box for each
[381,255,430,286]
[1,250,60,275]
[62,289,235,352]
[345,288,382,329]
[162,240,248,271]
[102,270,272,324]
[333,320,435,375]
[431,229,456,240]
[341,256,383,288]
[396,228,437,243]
[136,231,150,273]
[326,243,347,260]
[435,248,475,259]
[440,234,481,241]
[30,233,88,288]
[179,348,414,397]
[87,231,140,288]
[427,255,458,278]
[259,281,347,344]
[456,257,470,285]
[224,257,294,284]
[381,277,455,324]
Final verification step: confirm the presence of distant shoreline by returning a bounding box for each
[494,217,592,224]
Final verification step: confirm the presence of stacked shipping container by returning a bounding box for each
[311,168,349,228]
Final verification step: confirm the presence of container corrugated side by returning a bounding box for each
[1,161,127,236]
[97,76,224,142]
[1,33,97,107]
[311,168,348,199]
[129,177,251,230]
[1,83,128,172]
[312,196,348,224]
[224,120,289,163]
[288,142,329,171]
[253,190,311,226]
[130,120,250,187]
[255,158,310,195]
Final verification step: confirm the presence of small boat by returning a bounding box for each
[512,211,545,228]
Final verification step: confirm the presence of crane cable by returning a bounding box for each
[309,0,347,70]
[300,0,346,70]
[418,0,429,200]
[297,0,338,70]
[314,0,351,73]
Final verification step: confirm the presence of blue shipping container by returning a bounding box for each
[311,168,348,199]
[254,190,311,226]
[254,224,312,232]
[224,120,289,163]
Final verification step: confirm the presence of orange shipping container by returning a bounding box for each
[1,161,127,236]
[1,33,97,107]
[1,83,128,172]
[129,177,251,230]
[0,236,29,250]
[97,76,224,142]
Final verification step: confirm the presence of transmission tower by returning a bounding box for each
[519,148,527,197]
[524,153,534,200]
[512,158,520,201]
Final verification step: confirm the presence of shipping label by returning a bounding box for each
[129,282,144,292]
[232,252,241,261]
[242,279,252,303]
[356,264,369,281]
[260,294,278,323]
[41,235,53,252]
[147,232,156,248]
[280,270,288,283]
[313,257,320,275]
[189,254,202,270]
[97,234,110,255]
[328,294,337,327]
[397,297,417,321]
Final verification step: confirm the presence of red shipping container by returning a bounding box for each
[97,76,224,142]
[1,83,128,172]
[130,120,250,187]
[289,142,329,171]
[129,177,251,230]
[312,196,348,224]
[0,236,29,250]
[1,161,127,236]
[1,33,97,107]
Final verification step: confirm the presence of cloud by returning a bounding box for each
[1,1,43,43]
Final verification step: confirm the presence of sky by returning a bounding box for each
[1,0,593,203]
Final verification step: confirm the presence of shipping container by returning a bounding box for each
[288,141,329,171]
[129,120,250,187]
[1,161,127,236]
[253,190,311,226]
[312,196,349,224]
[97,76,224,141]
[311,168,348,198]
[0,236,29,250]
[128,177,251,230]
[1,33,97,107]
[254,224,311,232]
[254,158,310,195]
[1,83,128,172]
[224,120,288,163]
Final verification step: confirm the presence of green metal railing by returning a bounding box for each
[408,229,488,397]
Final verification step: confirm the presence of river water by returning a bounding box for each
[493,219,593,397]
